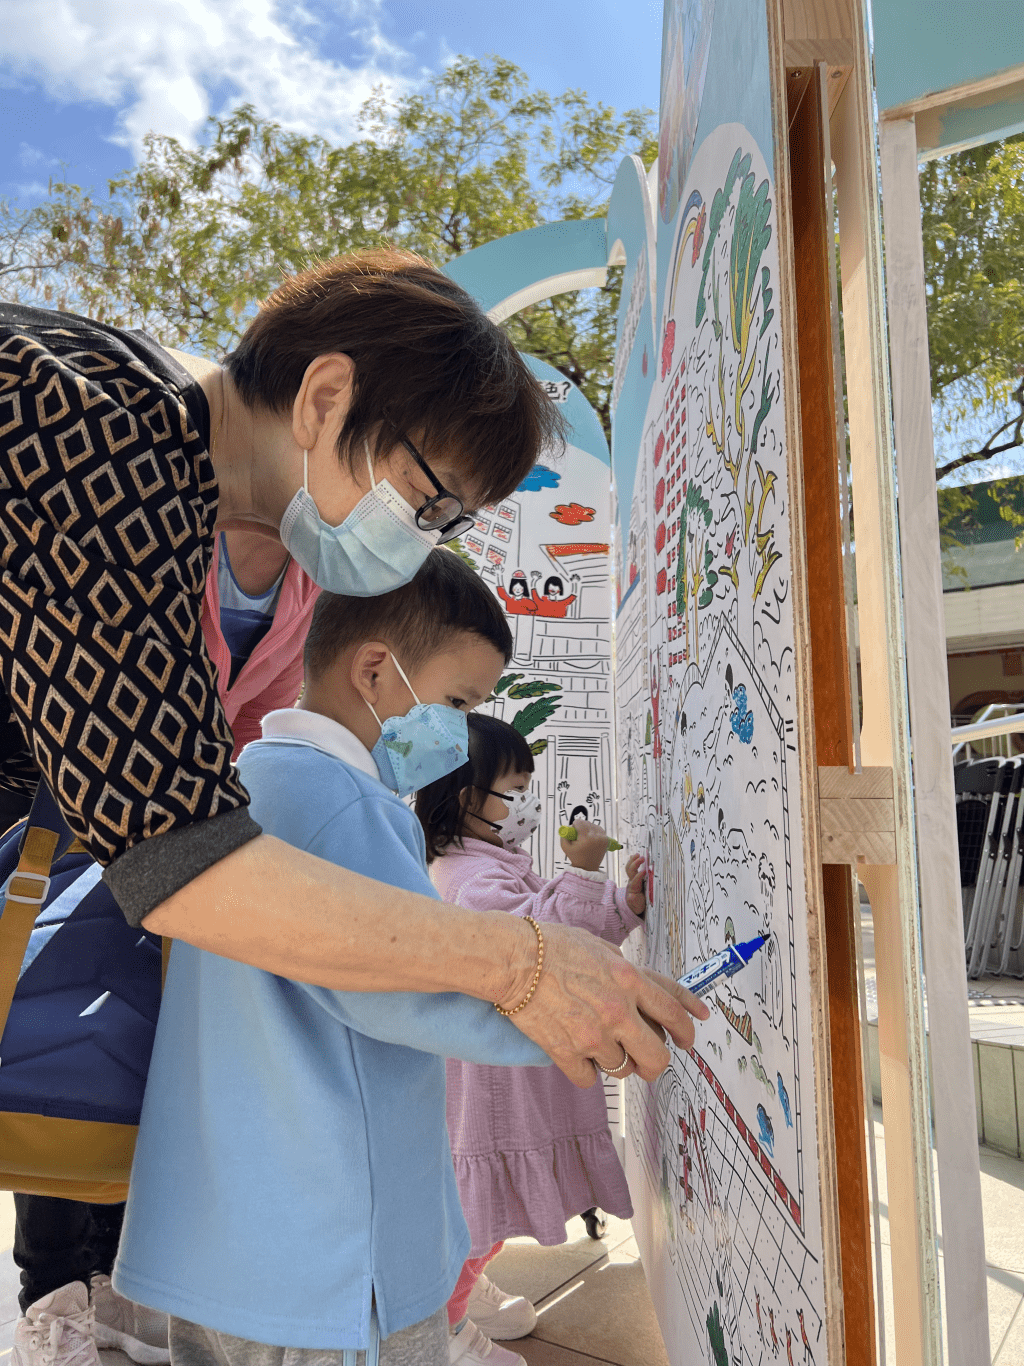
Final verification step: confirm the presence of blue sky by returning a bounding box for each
[0,0,664,201]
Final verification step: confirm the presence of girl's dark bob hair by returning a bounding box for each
[415,712,535,863]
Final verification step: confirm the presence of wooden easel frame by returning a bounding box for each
[872,57,1024,1366]
[777,1,966,1363]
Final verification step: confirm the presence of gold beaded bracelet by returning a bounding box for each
[495,915,545,1016]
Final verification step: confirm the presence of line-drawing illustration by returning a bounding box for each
[611,112,828,1366]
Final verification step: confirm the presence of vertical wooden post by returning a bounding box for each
[830,2,942,1358]
[789,62,876,1366]
[879,113,991,1366]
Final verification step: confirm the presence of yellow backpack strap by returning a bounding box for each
[0,823,58,1046]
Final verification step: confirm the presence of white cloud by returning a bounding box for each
[0,0,416,155]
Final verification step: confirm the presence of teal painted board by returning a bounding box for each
[873,0,1024,113]
[441,218,608,318]
[925,90,1024,156]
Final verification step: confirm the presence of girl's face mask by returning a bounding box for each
[482,787,543,848]
[280,442,437,597]
[366,654,468,797]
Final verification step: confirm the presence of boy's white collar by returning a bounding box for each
[258,708,379,780]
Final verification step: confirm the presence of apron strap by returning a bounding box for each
[0,780,172,1054]
[0,781,73,1047]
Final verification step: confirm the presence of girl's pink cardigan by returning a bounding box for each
[432,836,643,1253]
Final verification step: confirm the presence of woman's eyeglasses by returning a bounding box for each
[402,438,477,545]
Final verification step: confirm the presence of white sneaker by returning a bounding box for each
[12,1282,100,1366]
[449,1319,527,1366]
[465,1275,537,1340]
[90,1275,170,1365]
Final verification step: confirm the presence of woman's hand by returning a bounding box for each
[496,921,710,1087]
[624,853,647,918]
[562,819,611,871]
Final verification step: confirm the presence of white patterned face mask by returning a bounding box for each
[483,787,543,848]
[366,653,468,797]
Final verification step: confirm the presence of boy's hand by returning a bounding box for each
[562,819,611,871]
[624,853,647,918]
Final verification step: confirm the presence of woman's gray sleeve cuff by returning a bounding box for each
[102,807,263,927]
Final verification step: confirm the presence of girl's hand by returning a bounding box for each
[562,819,611,871]
[625,854,647,918]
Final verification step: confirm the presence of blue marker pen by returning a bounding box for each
[678,935,767,998]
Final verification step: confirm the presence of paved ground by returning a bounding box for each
[5,1127,1024,1366]
[1,905,1021,1364]
[861,904,1024,1045]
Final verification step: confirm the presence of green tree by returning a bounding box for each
[0,57,655,436]
[920,132,1024,480]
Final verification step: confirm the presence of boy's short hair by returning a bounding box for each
[226,249,566,507]
[304,548,513,680]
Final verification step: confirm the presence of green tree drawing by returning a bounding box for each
[706,1302,729,1366]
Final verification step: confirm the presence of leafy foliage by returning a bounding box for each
[921,132,1024,480]
[491,674,525,697]
[706,1301,729,1366]
[0,57,656,439]
[510,697,561,737]
[506,679,562,699]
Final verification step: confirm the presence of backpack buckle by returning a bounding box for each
[6,871,52,905]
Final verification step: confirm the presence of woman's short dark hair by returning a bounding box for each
[226,249,566,507]
[415,712,535,863]
[304,548,512,680]
[543,576,563,596]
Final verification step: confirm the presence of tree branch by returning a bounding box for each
[935,377,1024,480]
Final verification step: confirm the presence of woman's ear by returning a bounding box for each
[292,354,356,452]
[351,641,390,705]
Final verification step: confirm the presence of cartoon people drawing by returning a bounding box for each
[650,651,663,760]
[530,571,578,617]
[497,570,538,615]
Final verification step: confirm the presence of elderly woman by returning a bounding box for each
[0,251,702,1358]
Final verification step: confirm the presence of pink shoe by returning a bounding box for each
[12,1282,99,1366]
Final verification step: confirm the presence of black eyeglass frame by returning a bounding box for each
[401,438,477,545]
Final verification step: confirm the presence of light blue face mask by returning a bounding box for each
[367,654,469,797]
[279,443,438,596]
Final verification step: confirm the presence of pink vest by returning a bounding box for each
[202,540,321,758]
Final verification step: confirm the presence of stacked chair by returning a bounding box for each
[958,757,1024,978]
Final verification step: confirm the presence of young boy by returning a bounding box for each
[112,550,549,1366]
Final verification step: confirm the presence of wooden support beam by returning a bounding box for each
[830,0,941,1358]
[789,59,877,1365]
[879,112,991,1365]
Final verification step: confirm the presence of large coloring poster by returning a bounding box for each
[611,2,831,1363]
[456,355,615,885]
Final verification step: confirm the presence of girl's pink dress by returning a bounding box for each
[432,837,642,1254]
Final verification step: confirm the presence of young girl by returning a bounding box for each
[415,715,646,1366]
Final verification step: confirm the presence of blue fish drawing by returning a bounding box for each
[730,684,754,743]
[777,1073,793,1128]
[756,1104,775,1157]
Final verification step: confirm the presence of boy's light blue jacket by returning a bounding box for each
[114,708,548,1349]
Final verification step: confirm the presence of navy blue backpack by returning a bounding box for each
[0,781,163,1202]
